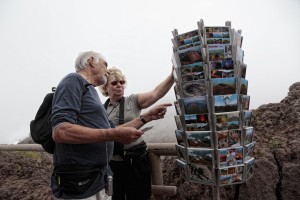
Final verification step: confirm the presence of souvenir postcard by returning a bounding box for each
[219,164,244,186]
[215,111,240,131]
[185,131,212,148]
[184,114,211,131]
[233,45,244,63]
[210,69,235,79]
[185,123,211,132]
[205,26,231,45]
[180,62,205,76]
[244,141,256,161]
[178,45,204,66]
[176,159,189,180]
[207,44,232,61]
[210,60,234,70]
[231,29,243,48]
[181,71,205,83]
[242,127,254,145]
[171,53,180,68]
[242,110,252,127]
[180,79,208,98]
[175,144,188,162]
[188,163,215,185]
[239,78,248,95]
[184,114,210,124]
[174,100,183,115]
[175,29,200,47]
[245,157,255,180]
[211,77,237,96]
[187,147,214,166]
[173,84,182,100]
[217,129,242,148]
[182,95,209,115]
[238,62,247,79]
[180,62,206,82]
[178,41,201,51]
[175,129,186,147]
[213,94,238,113]
[241,95,250,111]
[218,146,243,167]
[174,115,184,130]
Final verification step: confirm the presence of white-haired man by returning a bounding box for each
[49,51,171,200]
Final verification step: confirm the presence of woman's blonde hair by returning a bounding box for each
[98,67,127,97]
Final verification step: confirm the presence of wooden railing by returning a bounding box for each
[0,143,177,200]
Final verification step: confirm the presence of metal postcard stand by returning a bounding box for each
[171,19,256,200]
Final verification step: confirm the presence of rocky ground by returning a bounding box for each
[0,82,299,200]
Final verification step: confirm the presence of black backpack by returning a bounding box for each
[30,87,56,154]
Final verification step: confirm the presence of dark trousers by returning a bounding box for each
[110,155,151,200]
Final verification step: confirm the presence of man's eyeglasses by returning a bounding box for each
[110,80,125,86]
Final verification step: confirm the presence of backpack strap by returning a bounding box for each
[103,97,125,125]
[118,97,125,125]
[103,97,125,157]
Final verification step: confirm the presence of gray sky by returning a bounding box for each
[0,0,299,144]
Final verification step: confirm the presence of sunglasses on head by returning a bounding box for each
[110,80,125,86]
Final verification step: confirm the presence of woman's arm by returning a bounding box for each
[137,67,174,109]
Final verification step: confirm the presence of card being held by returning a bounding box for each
[141,126,154,133]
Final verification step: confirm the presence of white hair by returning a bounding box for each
[74,51,106,72]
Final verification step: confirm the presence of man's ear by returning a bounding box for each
[88,57,96,68]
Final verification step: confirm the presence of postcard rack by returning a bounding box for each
[171,19,256,197]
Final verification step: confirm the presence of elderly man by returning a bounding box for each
[50,51,171,200]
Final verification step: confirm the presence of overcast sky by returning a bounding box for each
[0,0,299,144]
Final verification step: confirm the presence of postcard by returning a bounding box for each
[178,46,204,66]
[185,123,210,132]
[217,129,242,148]
[210,69,235,79]
[173,84,181,100]
[205,26,231,45]
[181,71,206,82]
[180,62,204,76]
[175,29,200,47]
[242,110,252,127]
[178,41,201,51]
[241,95,250,110]
[174,115,184,130]
[185,131,212,148]
[174,100,183,115]
[218,147,243,167]
[245,157,255,180]
[239,78,248,95]
[233,46,244,63]
[208,44,232,61]
[214,94,238,113]
[188,163,215,184]
[182,95,208,115]
[219,165,244,186]
[211,77,237,95]
[187,148,214,166]
[231,29,243,48]
[175,144,188,162]
[243,127,254,145]
[244,141,256,161]
[175,129,186,147]
[181,80,208,97]
[215,111,240,131]
[238,62,247,78]
[176,159,189,180]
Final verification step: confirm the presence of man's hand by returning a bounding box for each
[142,103,172,122]
[107,127,143,144]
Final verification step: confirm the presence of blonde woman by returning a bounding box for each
[99,67,174,200]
